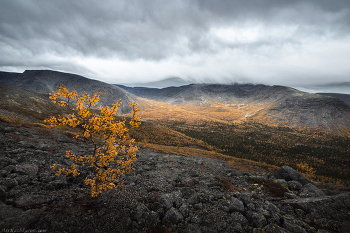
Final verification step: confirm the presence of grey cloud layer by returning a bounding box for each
[1,0,350,88]
[1,0,208,59]
[2,0,348,58]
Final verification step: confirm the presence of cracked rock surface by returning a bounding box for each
[1,121,350,233]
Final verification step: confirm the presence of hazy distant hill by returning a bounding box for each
[118,77,192,88]
[295,82,350,95]
[0,70,135,113]
[317,93,350,107]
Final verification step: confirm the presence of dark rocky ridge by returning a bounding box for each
[269,93,350,130]
[0,121,350,232]
[117,83,295,104]
[0,70,136,114]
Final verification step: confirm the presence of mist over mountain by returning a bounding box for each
[119,77,192,88]
[293,82,350,95]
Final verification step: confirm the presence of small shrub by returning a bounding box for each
[45,85,140,197]
[297,163,315,180]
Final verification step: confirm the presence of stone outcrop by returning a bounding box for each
[273,166,312,186]
[0,121,350,232]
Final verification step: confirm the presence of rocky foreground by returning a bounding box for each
[0,121,350,233]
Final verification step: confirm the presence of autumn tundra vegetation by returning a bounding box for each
[166,119,350,186]
[45,85,140,197]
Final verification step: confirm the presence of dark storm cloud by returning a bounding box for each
[0,0,350,90]
[199,0,350,30]
[1,0,208,60]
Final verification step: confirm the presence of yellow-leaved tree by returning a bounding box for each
[45,85,140,197]
[297,162,315,180]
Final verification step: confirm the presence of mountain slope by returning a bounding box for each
[268,93,350,130]
[0,81,65,122]
[118,84,350,132]
[0,80,212,151]
[0,70,135,113]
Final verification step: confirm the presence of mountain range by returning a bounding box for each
[1,70,350,132]
[117,84,350,132]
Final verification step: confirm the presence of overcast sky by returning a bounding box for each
[1,0,350,93]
